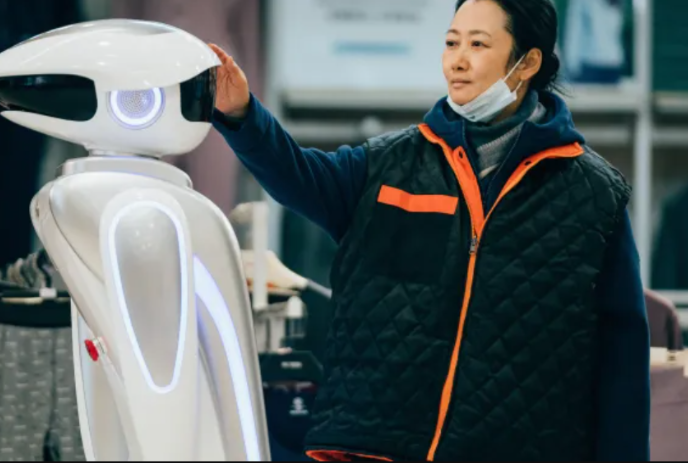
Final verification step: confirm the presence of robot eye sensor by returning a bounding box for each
[108,87,166,130]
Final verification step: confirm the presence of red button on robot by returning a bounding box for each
[84,339,100,362]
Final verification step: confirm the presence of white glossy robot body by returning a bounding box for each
[0,20,271,461]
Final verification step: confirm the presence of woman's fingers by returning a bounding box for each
[208,43,231,65]
[207,43,250,116]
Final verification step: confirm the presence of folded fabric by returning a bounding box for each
[1,249,54,289]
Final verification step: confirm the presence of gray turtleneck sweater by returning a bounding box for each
[465,91,547,186]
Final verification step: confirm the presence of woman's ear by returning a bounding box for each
[518,48,543,83]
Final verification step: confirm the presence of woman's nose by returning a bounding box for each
[450,47,470,71]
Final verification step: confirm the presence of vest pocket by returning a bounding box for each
[365,187,457,283]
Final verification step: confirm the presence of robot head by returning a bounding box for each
[0,20,221,157]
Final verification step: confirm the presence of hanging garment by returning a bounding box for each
[0,0,82,264]
[0,118,46,265]
[110,0,264,214]
[1,249,52,289]
[563,0,625,83]
[0,325,84,462]
[0,250,83,461]
[652,185,688,290]
[645,289,684,351]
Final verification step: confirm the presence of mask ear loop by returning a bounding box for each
[505,54,527,80]
[505,55,527,92]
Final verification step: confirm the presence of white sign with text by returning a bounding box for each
[270,0,455,92]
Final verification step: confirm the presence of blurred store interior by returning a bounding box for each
[0,0,687,461]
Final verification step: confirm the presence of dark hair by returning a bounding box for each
[454,0,561,92]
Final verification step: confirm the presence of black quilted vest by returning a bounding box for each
[304,124,631,462]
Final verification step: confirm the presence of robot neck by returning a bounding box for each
[89,149,161,159]
[62,153,192,189]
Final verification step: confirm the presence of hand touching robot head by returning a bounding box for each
[0,19,220,157]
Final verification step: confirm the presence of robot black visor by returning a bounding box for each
[180,67,217,123]
[0,68,216,126]
[0,74,97,121]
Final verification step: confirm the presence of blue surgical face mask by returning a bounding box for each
[446,55,526,123]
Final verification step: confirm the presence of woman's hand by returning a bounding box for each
[208,43,250,119]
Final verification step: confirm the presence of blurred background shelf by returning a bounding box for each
[281,84,644,114]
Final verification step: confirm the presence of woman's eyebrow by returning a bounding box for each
[446,28,493,38]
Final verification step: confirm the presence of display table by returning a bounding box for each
[651,362,688,461]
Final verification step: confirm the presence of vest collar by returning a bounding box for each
[418,123,584,237]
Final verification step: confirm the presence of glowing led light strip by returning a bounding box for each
[193,257,262,462]
[108,201,189,395]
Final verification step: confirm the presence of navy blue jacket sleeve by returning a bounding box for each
[595,210,651,461]
[212,94,368,242]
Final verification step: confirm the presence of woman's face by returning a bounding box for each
[443,0,518,105]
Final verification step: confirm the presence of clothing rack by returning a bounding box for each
[656,291,688,332]
[0,286,71,328]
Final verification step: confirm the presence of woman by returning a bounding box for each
[210,0,650,460]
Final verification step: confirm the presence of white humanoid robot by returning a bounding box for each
[0,20,271,461]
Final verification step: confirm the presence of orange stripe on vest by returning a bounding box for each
[377,185,459,215]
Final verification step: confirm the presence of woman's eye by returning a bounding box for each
[472,41,484,48]
[445,40,457,47]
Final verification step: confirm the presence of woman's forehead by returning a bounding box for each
[450,0,509,35]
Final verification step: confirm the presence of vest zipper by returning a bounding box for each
[417,123,585,461]
[469,234,478,254]
[428,232,480,461]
